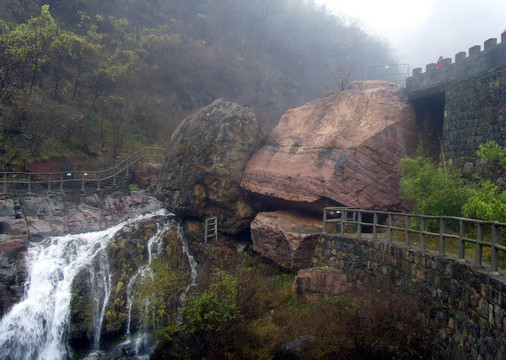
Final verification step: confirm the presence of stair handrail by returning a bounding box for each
[0,147,165,193]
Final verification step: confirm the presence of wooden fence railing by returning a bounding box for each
[323,207,506,273]
[0,147,164,194]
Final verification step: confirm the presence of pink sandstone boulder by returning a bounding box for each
[292,267,348,300]
[251,210,321,270]
[241,80,419,212]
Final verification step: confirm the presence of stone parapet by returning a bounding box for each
[406,39,506,100]
[314,234,506,360]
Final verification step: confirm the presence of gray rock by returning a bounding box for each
[156,98,264,234]
[273,335,315,360]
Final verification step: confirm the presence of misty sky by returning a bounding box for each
[314,0,506,73]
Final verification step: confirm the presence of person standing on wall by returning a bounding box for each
[436,56,443,69]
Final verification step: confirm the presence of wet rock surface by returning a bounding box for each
[291,267,348,300]
[241,80,420,213]
[0,190,162,317]
[156,98,264,235]
[250,210,321,270]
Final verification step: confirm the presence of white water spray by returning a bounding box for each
[0,209,168,360]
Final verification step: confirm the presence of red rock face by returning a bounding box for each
[250,210,321,270]
[241,80,419,212]
[292,267,348,300]
[133,163,161,189]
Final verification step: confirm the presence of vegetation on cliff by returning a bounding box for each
[139,239,427,360]
[0,0,395,169]
[399,141,506,223]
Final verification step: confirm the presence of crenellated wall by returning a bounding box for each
[314,234,506,360]
[405,32,506,176]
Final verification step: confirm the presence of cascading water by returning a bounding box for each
[125,219,170,335]
[89,250,112,350]
[0,207,180,360]
[177,231,198,324]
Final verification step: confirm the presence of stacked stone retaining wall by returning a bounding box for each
[314,234,505,360]
[443,65,506,174]
[406,33,506,178]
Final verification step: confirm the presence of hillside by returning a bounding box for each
[0,0,395,169]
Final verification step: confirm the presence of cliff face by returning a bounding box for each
[0,191,162,318]
[155,98,264,235]
[241,80,420,213]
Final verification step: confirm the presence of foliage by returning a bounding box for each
[150,241,426,360]
[399,155,469,218]
[1,0,395,168]
[476,140,506,166]
[462,181,506,222]
[400,149,506,223]
[182,270,241,336]
[133,258,188,329]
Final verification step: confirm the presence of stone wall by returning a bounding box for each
[314,234,505,360]
[405,32,506,176]
[444,66,506,175]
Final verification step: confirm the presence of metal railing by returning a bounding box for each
[204,217,218,244]
[0,147,164,194]
[323,207,506,273]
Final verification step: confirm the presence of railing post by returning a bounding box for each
[491,224,499,273]
[357,212,362,237]
[405,215,410,246]
[3,173,6,194]
[60,173,64,192]
[27,174,32,193]
[81,174,85,191]
[323,208,328,234]
[475,222,483,266]
[439,218,446,255]
[204,217,218,244]
[458,219,465,260]
[47,174,51,192]
[97,178,101,191]
[420,217,426,250]
[372,212,378,240]
[341,210,346,236]
[388,214,393,242]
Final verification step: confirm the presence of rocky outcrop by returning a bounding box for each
[69,217,187,350]
[241,80,420,212]
[291,267,347,300]
[250,210,321,270]
[133,163,161,190]
[156,99,263,234]
[0,191,162,317]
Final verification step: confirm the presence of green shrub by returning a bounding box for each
[399,155,469,218]
[476,140,506,166]
[462,181,506,222]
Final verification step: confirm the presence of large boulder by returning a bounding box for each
[251,210,321,270]
[241,81,420,212]
[156,99,263,234]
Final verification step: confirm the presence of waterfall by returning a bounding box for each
[0,208,169,360]
[125,219,173,335]
[177,225,198,324]
[90,250,112,350]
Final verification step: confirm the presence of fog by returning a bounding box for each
[315,0,506,72]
